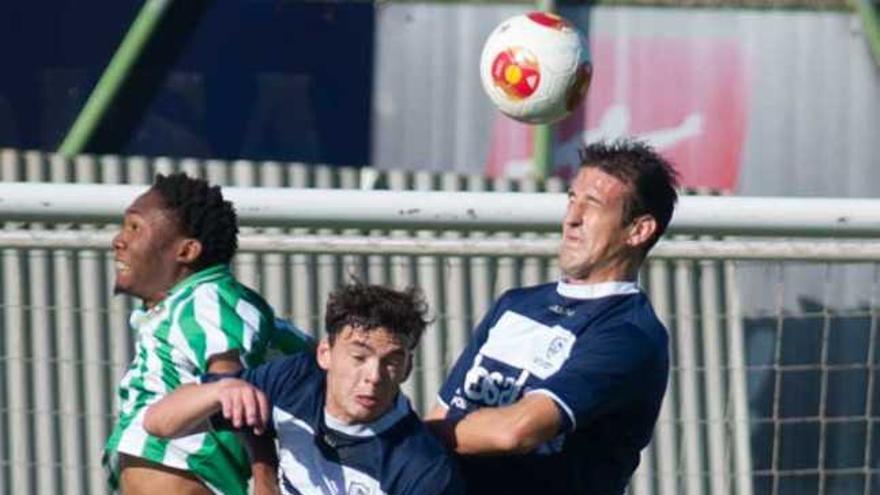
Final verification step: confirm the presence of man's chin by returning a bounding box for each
[351,404,386,424]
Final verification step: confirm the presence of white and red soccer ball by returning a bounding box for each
[480,12,592,125]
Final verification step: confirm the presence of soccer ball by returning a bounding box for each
[480,12,592,125]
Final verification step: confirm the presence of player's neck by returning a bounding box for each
[142,267,198,309]
[567,262,639,285]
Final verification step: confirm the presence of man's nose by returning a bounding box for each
[564,202,583,226]
[363,360,383,385]
[111,230,124,251]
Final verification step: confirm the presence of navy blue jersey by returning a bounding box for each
[206,353,464,495]
[439,281,669,495]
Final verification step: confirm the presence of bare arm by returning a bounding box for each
[246,432,282,495]
[144,377,270,437]
[207,352,279,495]
[428,394,562,455]
[144,351,271,437]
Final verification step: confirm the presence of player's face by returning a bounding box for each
[112,189,189,307]
[318,326,412,424]
[559,167,634,283]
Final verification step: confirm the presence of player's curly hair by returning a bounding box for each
[579,139,679,250]
[324,282,430,350]
[151,173,239,271]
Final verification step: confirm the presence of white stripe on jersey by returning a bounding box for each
[273,407,315,435]
[167,293,201,373]
[194,284,230,362]
[236,299,261,355]
[273,408,387,495]
[119,313,169,416]
[115,408,149,458]
[162,430,208,470]
[479,311,576,380]
[142,318,172,395]
[117,310,158,414]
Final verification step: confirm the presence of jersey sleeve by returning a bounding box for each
[269,317,314,356]
[179,284,271,371]
[236,353,313,407]
[528,324,660,432]
[437,294,506,409]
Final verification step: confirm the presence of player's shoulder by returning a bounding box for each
[589,293,668,349]
[202,275,272,312]
[385,414,462,492]
[621,292,667,336]
[396,413,448,454]
[267,351,318,378]
[175,276,273,322]
[248,351,322,410]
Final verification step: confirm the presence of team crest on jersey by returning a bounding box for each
[547,336,567,360]
[532,332,575,373]
[348,481,372,495]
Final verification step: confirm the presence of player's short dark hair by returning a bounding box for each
[579,139,679,250]
[324,282,430,350]
[151,173,239,270]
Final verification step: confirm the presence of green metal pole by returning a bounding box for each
[58,0,173,157]
[853,0,880,67]
[532,0,557,179]
[533,122,553,180]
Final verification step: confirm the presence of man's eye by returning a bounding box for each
[384,356,405,370]
[351,354,367,362]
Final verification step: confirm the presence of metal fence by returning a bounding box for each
[1,150,878,495]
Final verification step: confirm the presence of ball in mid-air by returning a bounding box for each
[480,12,592,125]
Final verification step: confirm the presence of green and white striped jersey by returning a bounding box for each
[103,264,308,494]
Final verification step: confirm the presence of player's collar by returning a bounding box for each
[129,302,170,328]
[166,264,230,299]
[323,393,411,437]
[556,280,640,300]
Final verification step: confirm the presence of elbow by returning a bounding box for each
[143,405,175,438]
[494,423,541,455]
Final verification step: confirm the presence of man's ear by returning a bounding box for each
[626,215,658,249]
[176,238,203,265]
[316,338,332,371]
